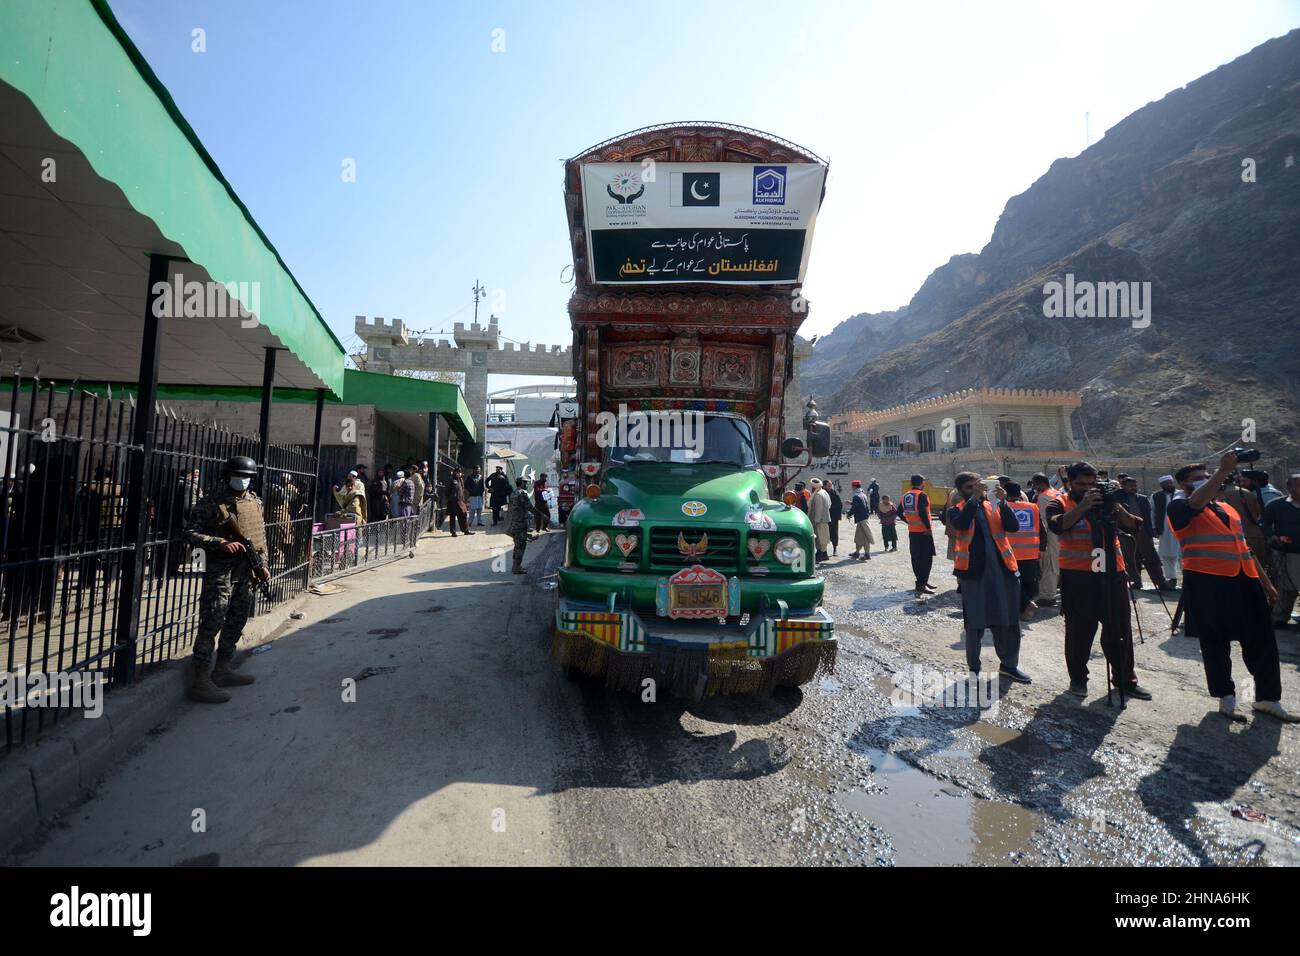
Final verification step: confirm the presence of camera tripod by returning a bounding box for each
[1095,511,1141,707]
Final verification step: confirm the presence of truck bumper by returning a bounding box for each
[552,594,836,698]
[557,565,826,611]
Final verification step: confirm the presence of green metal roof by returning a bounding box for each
[338,370,474,441]
[0,0,347,396]
[52,369,475,442]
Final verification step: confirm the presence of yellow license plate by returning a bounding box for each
[669,583,726,617]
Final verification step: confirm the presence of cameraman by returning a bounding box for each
[1045,461,1153,701]
[1169,455,1296,722]
[947,472,1031,683]
[1263,473,1300,629]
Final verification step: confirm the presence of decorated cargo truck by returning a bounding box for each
[552,123,835,698]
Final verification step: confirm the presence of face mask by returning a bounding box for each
[229,477,251,492]
[1190,478,1209,492]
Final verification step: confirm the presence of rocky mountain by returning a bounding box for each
[805,28,1300,462]
[795,307,902,403]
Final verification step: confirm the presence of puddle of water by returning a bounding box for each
[836,622,872,642]
[969,722,1022,748]
[836,748,1043,866]
[968,721,1049,757]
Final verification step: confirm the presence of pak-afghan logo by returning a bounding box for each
[606,170,645,204]
[681,500,707,517]
[753,165,787,205]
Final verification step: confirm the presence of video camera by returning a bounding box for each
[1093,479,1124,509]
[1229,446,1261,463]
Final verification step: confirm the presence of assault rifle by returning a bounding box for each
[220,514,273,601]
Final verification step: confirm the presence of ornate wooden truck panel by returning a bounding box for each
[563,123,828,465]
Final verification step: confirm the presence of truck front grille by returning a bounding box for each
[648,527,739,572]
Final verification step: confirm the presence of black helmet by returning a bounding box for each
[223,455,257,478]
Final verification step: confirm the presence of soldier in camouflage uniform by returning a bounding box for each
[505,476,545,574]
[184,455,270,703]
[264,472,301,569]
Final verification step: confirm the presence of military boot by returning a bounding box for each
[211,655,255,687]
[189,663,231,704]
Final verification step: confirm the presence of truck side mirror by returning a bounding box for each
[781,436,805,460]
[806,422,831,458]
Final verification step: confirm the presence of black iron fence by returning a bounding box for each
[0,377,321,750]
[0,376,451,752]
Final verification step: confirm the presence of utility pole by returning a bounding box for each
[472,280,485,324]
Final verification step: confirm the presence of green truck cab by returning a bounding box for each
[551,124,836,697]
[557,414,834,695]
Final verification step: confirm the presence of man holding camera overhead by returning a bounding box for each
[1169,453,1297,722]
[1045,461,1153,702]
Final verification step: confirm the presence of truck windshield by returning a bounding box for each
[609,414,757,467]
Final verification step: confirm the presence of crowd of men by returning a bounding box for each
[833,461,1300,723]
[337,459,438,525]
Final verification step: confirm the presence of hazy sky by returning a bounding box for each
[108,0,1300,392]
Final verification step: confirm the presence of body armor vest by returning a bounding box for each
[218,493,267,556]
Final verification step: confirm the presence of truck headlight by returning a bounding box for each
[584,530,611,557]
[774,536,803,565]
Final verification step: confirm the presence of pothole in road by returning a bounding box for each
[967,721,1053,758]
[836,747,1045,866]
[368,628,406,638]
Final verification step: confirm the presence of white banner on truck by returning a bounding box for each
[580,162,826,285]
